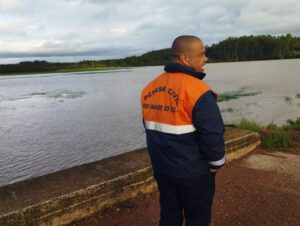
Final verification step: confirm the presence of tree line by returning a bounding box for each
[206,33,300,62]
[1,33,299,74]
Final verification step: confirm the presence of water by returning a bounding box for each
[0,59,299,186]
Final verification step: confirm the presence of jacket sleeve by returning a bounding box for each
[142,117,146,128]
[192,90,226,169]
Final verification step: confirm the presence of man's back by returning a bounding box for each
[141,64,225,179]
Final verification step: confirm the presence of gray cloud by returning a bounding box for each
[0,0,299,63]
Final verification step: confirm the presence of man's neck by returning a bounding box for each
[164,62,206,80]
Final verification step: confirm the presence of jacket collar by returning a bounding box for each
[164,62,206,80]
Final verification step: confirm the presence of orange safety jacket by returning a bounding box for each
[140,62,226,179]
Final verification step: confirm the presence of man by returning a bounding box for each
[140,35,226,226]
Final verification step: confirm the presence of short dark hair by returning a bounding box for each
[170,35,202,62]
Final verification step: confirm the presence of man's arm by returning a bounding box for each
[192,90,226,170]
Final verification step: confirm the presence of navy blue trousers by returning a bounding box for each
[154,171,216,226]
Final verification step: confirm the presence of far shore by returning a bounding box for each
[1,57,300,77]
[0,66,133,77]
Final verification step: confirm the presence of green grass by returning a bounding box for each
[282,117,300,130]
[221,107,234,113]
[236,117,264,132]
[261,129,293,149]
[284,96,293,104]
[56,66,128,73]
[0,66,127,76]
[265,121,279,130]
[234,116,300,150]
[218,88,261,102]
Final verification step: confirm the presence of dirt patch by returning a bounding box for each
[68,133,300,226]
[242,151,300,181]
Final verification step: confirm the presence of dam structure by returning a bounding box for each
[0,126,261,226]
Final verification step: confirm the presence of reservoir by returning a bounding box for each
[0,58,299,186]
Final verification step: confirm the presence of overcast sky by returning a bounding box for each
[1,0,300,63]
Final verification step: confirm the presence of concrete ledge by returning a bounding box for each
[0,127,261,226]
[225,127,261,161]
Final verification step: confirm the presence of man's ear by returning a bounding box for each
[179,53,190,66]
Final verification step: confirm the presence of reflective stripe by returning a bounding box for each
[208,156,226,166]
[144,120,196,134]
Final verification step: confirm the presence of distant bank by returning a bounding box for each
[0,65,128,76]
[1,33,299,75]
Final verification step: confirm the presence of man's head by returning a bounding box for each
[170,35,208,73]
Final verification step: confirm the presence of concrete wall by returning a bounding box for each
[0,127,261,226]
